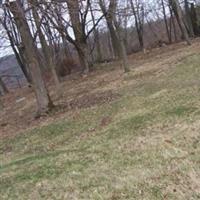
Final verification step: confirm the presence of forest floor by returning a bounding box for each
[0,39,200,199]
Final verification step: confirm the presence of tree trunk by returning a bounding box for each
[77,43,90,74]
[130,0,145,50]
[169,0,191,45]
[106,20,121,58]
[120,38,129,73]
[184,0,194,37]
[0,77,8,96]
[190,3,200,36]
[67,0,90,74]
[2,13,32,83]
[169,5,178,42]
[90,3,103,62]
[99,0,121,58]
[161,0,171,43]
[99,0,129,72]
[107,32,115,59]
[9,0,53,115]
[113,19,130,73]
[14,46,32,84]
[30,0,61,94]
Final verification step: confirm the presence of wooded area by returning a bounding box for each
[0,0,200,116]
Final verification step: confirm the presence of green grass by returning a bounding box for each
[1,54,200,199]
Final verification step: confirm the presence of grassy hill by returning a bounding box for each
[0,41,200,199]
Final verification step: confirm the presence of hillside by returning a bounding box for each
[0,40,200,199]
[0,55,26,89]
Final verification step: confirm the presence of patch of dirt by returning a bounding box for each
[51,90,120,116]
[0,89,119,139]
[100,116,112,127]
[67,90,119,110]
[0,145,12,154]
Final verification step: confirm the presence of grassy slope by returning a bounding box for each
[0,51,200,199]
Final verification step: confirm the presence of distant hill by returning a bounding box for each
[0,54,26,89]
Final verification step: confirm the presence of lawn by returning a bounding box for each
[0,53,200,199]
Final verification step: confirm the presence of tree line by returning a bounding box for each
[0,0,199,116]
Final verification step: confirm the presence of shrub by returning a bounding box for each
[55,57,77,77]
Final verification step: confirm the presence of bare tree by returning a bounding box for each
[1,8,32,83]
[7,0,54,116]
[99,0,121,58]
[184,0,194,37]
[29,0,61,94]
[161,0,171,43]
[169,0,191,45]
[90,2,103,62]
[130,0,145,51]
[99,0,130,72]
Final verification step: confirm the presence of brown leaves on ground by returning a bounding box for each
[1,38,200,139]
[100,116,112,127]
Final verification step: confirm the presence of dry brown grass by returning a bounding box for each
[1,39,200,199]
